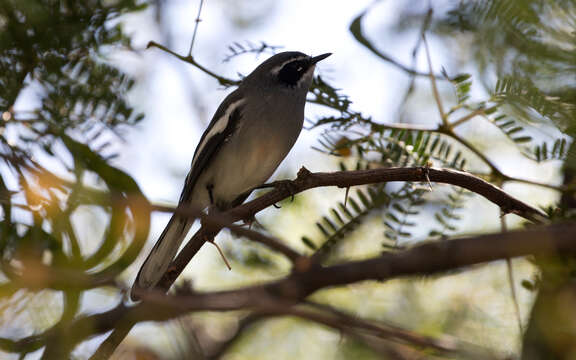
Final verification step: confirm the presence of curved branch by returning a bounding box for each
[151,204,303,263]
[158,166,547,292]
[53,166,550,358]
[349,10,445,79]
[162,223,575,311]
[146,41,239,87]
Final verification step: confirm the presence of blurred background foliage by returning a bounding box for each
[0,0,575,359]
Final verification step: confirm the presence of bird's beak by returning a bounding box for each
[310,53,332,64]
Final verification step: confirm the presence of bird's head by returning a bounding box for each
[243,51,331,92]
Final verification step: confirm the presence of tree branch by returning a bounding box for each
[3,166,547,357]
[149,224,576,311]
[349,10,445,79]
[151,204,303,263]
[7,222,573,358]
[146,41,239,87]
[157,166,546,292]
[301,301,489,357]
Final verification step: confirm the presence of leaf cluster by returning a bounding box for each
[0,2,149,357]
[0,0,146,157]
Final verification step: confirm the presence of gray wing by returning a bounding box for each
[179,89,245,205]
[131,90,246,299]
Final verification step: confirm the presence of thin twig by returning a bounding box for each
[349,9,445,79]
[188,0,206,57]
[504,176,564,191]
[88,324,133,360]
[304,301,472,354]
[147,41,238,86]
[443,130,505,178]
[266,306,465,358]
[209,241,232,270]
[227,224,303,263]
[501,213,524,337]
[422,34,447,125]
[398,8,434,111]
[151,204,302,262]
[450,108,486,128]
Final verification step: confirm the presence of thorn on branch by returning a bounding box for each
[419,165,433,191]
[297,166,312,179]
[210,240,232,271]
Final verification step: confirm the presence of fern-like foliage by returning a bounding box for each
[302,181,392,260]
[0,4,149,354]
[530,138,570,162]
[383,184,427,246]
[439,0,576,132]
[429,187,472,237]
[0,0,146,160]
[493,77,574,126]
[314,126,468,171]
[443,63,572,167]
[489,113,532,145]
[223,41,282,62]
[309,76,353,115]
[447,73,473,105]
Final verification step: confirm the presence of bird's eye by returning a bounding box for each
[278,60,308,86]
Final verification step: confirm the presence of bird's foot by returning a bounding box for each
[260,179,298,204]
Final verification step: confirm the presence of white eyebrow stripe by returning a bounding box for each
[270,56,310,75]
[191,98,246,168]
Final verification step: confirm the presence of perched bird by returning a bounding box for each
[131,51,331,299]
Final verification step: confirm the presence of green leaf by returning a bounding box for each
[302,237,317,250]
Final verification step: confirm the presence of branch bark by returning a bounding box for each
[6,166,549,358]
[159,166,547,291]
[6,222,572,359]
[85,166,549,358]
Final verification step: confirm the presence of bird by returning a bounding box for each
[131,51,331,299]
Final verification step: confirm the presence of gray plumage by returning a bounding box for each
[131,51,330,299]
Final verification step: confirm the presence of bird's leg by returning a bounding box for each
[206,183,215,205]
